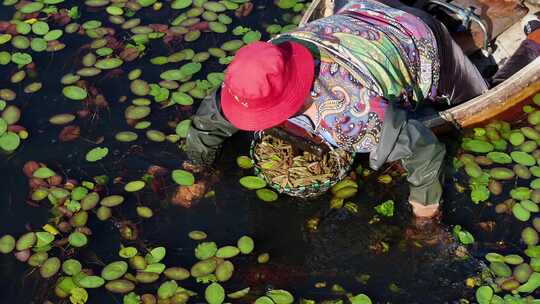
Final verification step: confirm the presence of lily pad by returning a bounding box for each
[179,62,202,76]
[63,86,88,100]
[115,131,138,142]
[40,257,61,278]
[20,2,44,13]
[205,282,225,304]
[476,286,493,304]
[11,52,32,66]
[0,235,15,254]
[144,263,166,274]
[237,235,254,254]
[44,30,63,41]
[49,114,76,125]
[195,242,218,260]
[0,34,12,45]
[32,21,49,36]
[243,31,262,44]
[145,247,166,263]
[119,247,138,258]
[267,290,294,304]
[256,189,278,202]
[158,280,178,299]
[124,180,145,192]
[228,287,250,299]
[78,276,105,288]
[171,92,194,105]
[0,132,20,152]
[146,130,166,142]
[239,176,266,190]
[172,169,195,186]
[160,70,184,81]
[33,167,56,179]
[86,147,109,162]
[95,58,123,70]
[106,6,123,15]
[101,261,128,280]
[172,0,192,9]
[209,21,227,33]
[0,119,6,136]
[125,105,151,120]
[100,195,125,207]
[130,80,150,96]
[62,259,82,275]
[188,230,207,240]
[175,119,192,138]
[236,156,253,169]
[35,232,54,247]
[68,232,88,247]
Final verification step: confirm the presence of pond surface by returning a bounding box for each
[0,1,534,304]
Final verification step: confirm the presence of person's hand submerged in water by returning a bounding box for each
[183,0,490,227]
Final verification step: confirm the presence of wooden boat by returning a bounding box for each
[299,0,540,130]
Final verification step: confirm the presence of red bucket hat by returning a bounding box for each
[220,41,315,131]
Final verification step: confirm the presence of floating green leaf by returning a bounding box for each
[243,31,262,44]
[453,225,475,245]
[32,21,49,36]
[158,280,178,299]
[256,189,278,202]
[195,242,218,260]
[68,232,88,247]
[44,29,63,41]
[78,276,105,288]
[145,247,166,263]
[237,235,254,254]
[40,257,61,278]
[350,294,372,304]
[239,176,266,190]
[63,85,88,100]
[0,132,20,152]
[35,232,54,247]
[62,259,82,275]
[175,119,192,138]
[101,261,128,280]
[188,230,207,240]
[233,25,251,35]
[124,180,145,192]
[119,246,138,258]
[172,169,195,186]
[95,58,123,70]
[267,290,294,304]
[123,292,141,304]
[11,52,32,66]
[179,62,202,76]
[374,200,394,217]
[475,286,493,304]
[86,147,109,162]
[0,235,16,254]
[205,282,225,304]
[228,287,250,299]
[20,2,44,13]
[144,262,166,274]
[33,167,56,179]
[172,0,192,9]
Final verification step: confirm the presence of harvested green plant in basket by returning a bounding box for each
[250,133,354,197]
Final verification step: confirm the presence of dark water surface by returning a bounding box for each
[0,2,525,304]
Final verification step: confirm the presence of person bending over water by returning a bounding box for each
[184,0,540,228]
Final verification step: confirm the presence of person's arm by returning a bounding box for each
[369,103,445,215]
[185,88,239,166]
